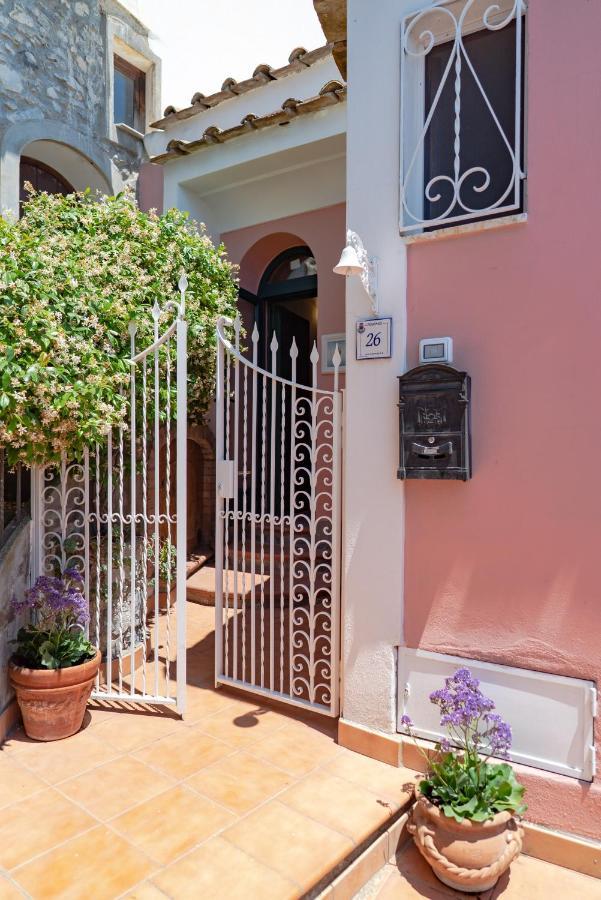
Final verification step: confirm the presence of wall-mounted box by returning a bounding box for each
[397,364,471,480]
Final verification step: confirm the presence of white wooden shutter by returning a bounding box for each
[398,648,596,781]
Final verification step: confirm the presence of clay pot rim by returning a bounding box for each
[9,649,101,689]
[414,785,516,833]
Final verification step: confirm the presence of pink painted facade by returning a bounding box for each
[137,162,164,214]
[221,203,346,390]
[404,0,601,838]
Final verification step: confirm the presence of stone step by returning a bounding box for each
[187,565,274,606]
[186,563,325,606]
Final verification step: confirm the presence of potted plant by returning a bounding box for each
[9,569,100,741]
[400,667,526,893]
[147,537,177,614]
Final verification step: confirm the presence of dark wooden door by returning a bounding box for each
[20,158,73,206]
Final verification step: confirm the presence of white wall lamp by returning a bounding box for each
[333,229,379,315]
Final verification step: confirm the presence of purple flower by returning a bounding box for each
[64,568,84,585]
[427,667,513,760]
[400,714,414,730]
[484,713,512,758]
[12,570,89,630]
[430,668,496,729]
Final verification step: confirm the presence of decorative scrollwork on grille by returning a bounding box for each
[215,314,342,715]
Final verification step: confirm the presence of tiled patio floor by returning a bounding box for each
[1,601,599,899]
[362,841,601,900]
[0,601,417,900]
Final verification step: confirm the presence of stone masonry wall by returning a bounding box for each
[0,522,29,715]
[0,0,149,189]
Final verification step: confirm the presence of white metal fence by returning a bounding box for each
[32,282,188,713]
[215,315,342,717]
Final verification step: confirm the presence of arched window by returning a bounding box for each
[258,246,317,299]
[20,157,74,206]
[241,246,318,382]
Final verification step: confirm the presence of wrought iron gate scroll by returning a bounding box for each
[215,316,342,716]
[32,278,188,713]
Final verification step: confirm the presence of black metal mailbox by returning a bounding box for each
[397,364,471,481]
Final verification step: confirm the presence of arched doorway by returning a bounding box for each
[242,245,317,385]
[19,156,74,205]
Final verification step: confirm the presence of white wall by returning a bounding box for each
[341,0,408,732]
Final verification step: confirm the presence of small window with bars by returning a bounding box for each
[400,0,526,235]
[114,55,146,132]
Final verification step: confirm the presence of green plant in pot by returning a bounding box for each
[400,668,526,893]
[147,537,177,614]
[9,570,100,741]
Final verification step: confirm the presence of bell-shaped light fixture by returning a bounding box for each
[333,229,378,314]
[333,243,363,277]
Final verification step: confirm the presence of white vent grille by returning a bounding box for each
[398,648,596,781]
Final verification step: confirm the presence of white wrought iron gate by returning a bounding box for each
[215,315,342,716]
[32,281,188,713]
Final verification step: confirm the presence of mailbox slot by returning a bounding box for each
[398,364,471,481]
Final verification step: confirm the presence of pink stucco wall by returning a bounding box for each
[404,0,601,839]
[137,162,164,214]
[221,203,346,390]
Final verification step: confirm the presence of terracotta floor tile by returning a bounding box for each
[13,825,155,900]
[183,685,238,721]
[90,710,182,753]
[222,800,354,892]
[186,750,294,813]
[279,770,397,843]
[196,703,288,748]
[0,788,95,870]
[378,843,494,899]
[376,866,454,899]
[121,884,169,900]
[326,750,417,807]
[111,784,234,865]
[133,725,233,779]
[59,756,175,820]
[10,728,120,785]
[249,722,341,776]
[152,835,298,899]
[0,756,46,809]
[276,711,338,741]
[0,876,26,900]
[491,854,601,899]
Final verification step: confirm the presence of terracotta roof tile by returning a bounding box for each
[152,79,346,164]
[150,44,334,129]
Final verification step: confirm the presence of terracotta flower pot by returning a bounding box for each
[408,788,523,893]
[9,650,101,742]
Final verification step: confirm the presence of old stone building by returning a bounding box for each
[0,0,161,217]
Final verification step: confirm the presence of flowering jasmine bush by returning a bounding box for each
[400,668,526,823]
[0,189,237,465]
[10,570,95,669]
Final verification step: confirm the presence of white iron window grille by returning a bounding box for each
[400,0,526,234]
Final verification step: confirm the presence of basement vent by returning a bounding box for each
[398,648,596,782]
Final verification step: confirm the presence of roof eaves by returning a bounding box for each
[150,80,346,164]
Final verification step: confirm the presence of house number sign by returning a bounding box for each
[356,316,392,360]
